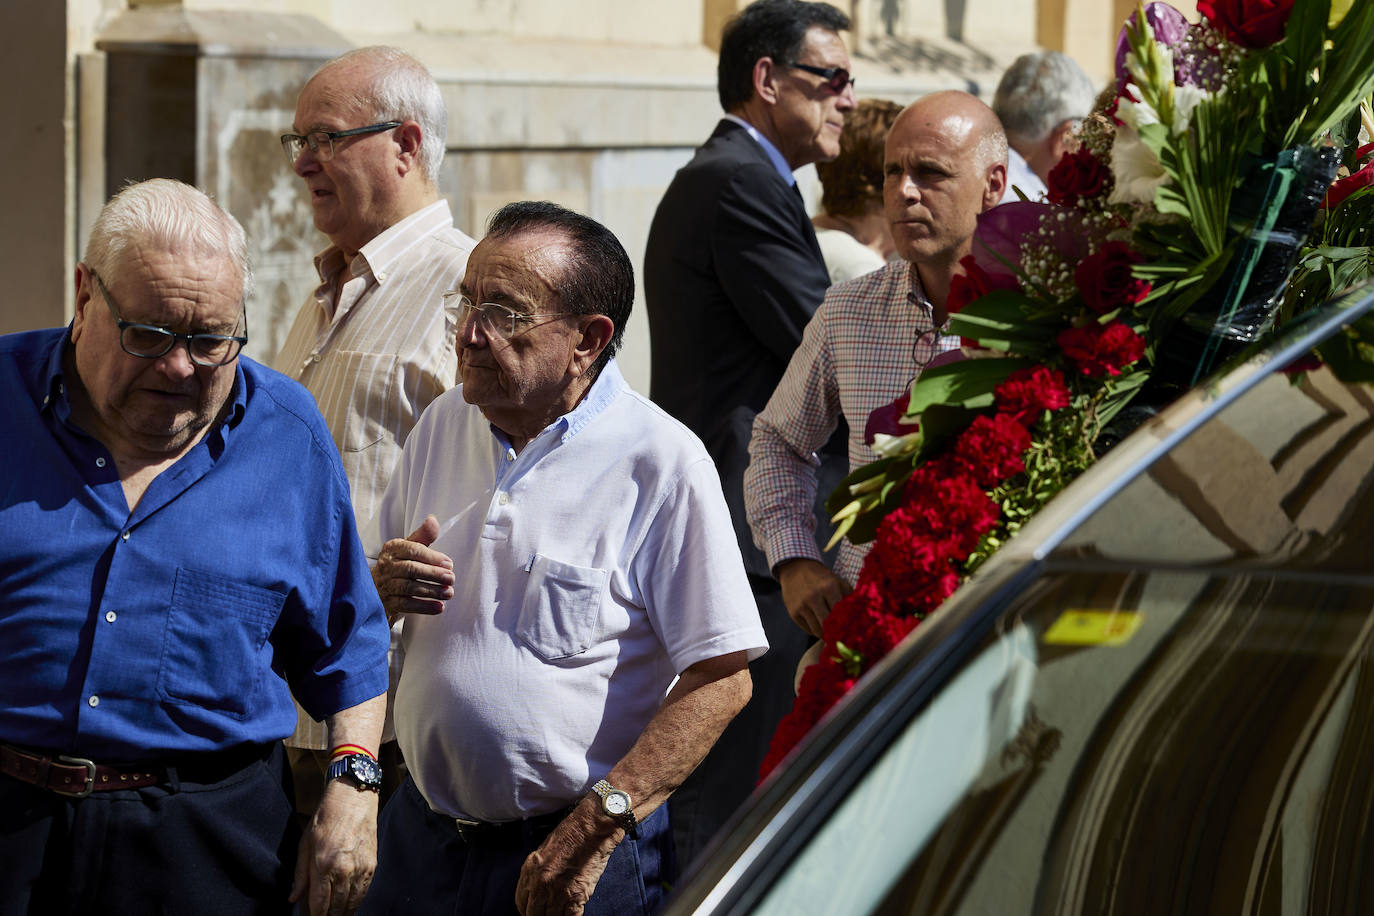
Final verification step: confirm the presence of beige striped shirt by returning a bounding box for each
[274,198,475,749]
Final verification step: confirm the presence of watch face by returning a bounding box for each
[350,755,382,786]
[604,790,630,816]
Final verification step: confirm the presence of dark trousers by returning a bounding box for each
[361,776,673,916]
[0,743,298,916]
[669,581,813,873]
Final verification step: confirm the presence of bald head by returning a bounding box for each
[883,90,1008,275]
[889,90,1007,174]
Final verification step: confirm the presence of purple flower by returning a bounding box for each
[1115,2,1191,85]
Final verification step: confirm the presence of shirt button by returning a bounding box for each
[95,457,107,468]
[375,271,387,282]
[88,695,100,708]
[42,395,50,406]
[498,492,510,506]
[120,531,130,541]
[106,610,117,623]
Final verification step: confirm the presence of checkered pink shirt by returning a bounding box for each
[745,259,960,585]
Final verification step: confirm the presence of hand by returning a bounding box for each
[776,558,850,638]
[372,515,454,624]
[289,778,379,916]
[514,803,618,916]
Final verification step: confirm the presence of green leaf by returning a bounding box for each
[907,357,1036,414]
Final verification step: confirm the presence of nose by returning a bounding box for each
[156,340,199,378]
[456,309,488,350]
[838,81,857,110]
[292,144,318,177]
[899,172,920,202]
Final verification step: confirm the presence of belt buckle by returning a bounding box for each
[54,755,97,798]
[453,817,481,843]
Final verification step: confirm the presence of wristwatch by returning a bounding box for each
[591,779,639,838]
[327,753,383,792]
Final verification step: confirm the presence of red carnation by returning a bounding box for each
[1057,321,1147,377]
[948,414,1032,488]
[864,391,918,445]
[1197,0,1295,48]
[1047,148,1113,206]
[995,366,1072,426]
[947,253,1019,314]
[1076,241,1151,314]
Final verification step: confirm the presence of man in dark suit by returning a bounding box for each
[643,0,855,870]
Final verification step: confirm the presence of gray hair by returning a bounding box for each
[84,178,253,304]
[314,46,447,185]
[992,51,1096,144]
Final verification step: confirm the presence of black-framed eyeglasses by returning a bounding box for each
[442,291,572,339]
[90,268,247,367]
[279,121,402,166]
[791,63,855,94]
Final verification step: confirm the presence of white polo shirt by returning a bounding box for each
[365,360,768,822]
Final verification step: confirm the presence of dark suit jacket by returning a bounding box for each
[644,119,844,579]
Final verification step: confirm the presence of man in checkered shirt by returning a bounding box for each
[744,91,1007,636]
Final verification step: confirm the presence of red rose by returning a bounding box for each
[947,253,1019,314]
[1047,148,1113,206]
[995,366,1072,426]
[1075,241,1151,314]
[1197,0,1295,48]
[1323,143,1374,211]
[1057,321,1147,377]
[864,391,918,445]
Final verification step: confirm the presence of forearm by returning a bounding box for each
[745,412,826,571]
[325,693,386,756]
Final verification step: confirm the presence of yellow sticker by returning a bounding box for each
[1043,610,1142,646]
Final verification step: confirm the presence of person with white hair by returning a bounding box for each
[992,50,1097,200]
[276,45,476,811]
[0,178,390,915]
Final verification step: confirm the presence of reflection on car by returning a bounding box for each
[668,284,1374,916]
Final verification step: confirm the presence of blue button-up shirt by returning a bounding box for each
[0,328,389,760]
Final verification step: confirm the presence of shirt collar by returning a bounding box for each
[722,115,796,186]
[38,325,73,415]
[486,358,627,451]
[313,198,454,285]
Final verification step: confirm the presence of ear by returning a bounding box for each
[982,161,1007,211]
[1049,119,1080,162]
[752,56,780,105]
[71,263,96,343]
[395,120,425,177]
[569,314,615,377]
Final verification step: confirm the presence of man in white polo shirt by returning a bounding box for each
[359,201,766,915]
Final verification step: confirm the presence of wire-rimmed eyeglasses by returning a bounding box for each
[279,121,402,166]
[791,63,855,94]
[91,268,247,367]
[442,291,573,339]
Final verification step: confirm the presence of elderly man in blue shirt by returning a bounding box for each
[0,178,391,916]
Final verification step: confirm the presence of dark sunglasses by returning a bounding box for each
[791,63,855,93]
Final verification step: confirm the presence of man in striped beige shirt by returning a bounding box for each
[275,45,476,816]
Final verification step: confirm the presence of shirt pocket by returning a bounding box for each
[516,555,610,662]
[331,351,400,455]
[157,568,287,719]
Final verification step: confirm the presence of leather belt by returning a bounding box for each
[453,806,575,847]
[1,745,159,797]
[0,743,271,798]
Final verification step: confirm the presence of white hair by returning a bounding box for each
[83,178,253,304]
[992,51,1097,144]
[313,46,447,185]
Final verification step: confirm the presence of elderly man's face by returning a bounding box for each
[884,99,1003,267]
[455,230,588,432]
[770,27,856,169]
[70,245,243,459]
[290,64,403,257]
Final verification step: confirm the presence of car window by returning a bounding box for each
[753,367,1374,915]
